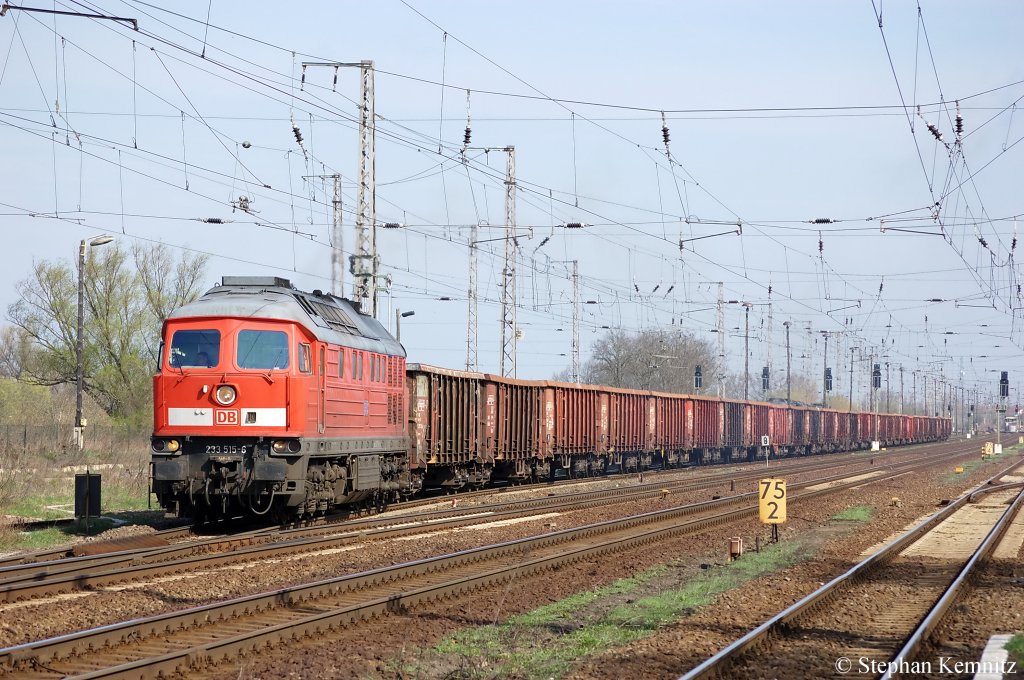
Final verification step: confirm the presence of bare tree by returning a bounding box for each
[6,243,208,422]
[580,328,721,393]
[0,326,33,379]
[133,243,209,360]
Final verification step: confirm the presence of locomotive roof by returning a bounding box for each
[167,276,405,357]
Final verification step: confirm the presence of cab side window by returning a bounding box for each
[298,343,312,374]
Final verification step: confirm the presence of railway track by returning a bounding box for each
[0,440,992,678]
[0,442,970,603]
[681,457,1024,680]
[0,441,906,571]
[0,525,195,570]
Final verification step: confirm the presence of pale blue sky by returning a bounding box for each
[1,1,1022,411]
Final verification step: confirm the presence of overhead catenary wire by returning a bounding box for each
[6,1,1023,372]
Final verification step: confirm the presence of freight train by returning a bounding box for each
[150,277,951,522]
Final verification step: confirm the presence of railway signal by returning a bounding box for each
[761,366,769,391]
[997,371,1009,453]
[694,365,703,390]
[872,364,882,389]
[824,367,833,392]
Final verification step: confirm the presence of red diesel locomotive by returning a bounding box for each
[151,276,413,521]
[151,277,951,521]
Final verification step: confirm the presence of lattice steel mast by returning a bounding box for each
[467,222,478,371]
[500,146,517,377]
[353,60,377,316]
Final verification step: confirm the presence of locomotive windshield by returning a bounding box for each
[168,329,221,368]
[237,329,289,370]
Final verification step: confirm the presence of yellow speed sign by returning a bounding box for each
[758,478,787,524]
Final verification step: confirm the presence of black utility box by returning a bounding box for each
[74,472,101,519]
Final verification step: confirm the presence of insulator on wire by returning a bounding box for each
[660,111,670,153]
[926,122,943,142]
[202,217,225,224]
[664,285,674,296]
[300,65,306,90]
[818,232,824,254]
[1012,236,1017,251]
[463,89,472,150]
[634,282,640,294]
[955,100,963,137]
[292,125,303,144]
[332,66,339,91]
[978,235,989,248]
[811,218,834,224]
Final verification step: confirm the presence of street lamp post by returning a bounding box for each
[395,309,415,344]
[75,235,114,451]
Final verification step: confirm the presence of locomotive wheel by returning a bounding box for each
[271,505,298,527]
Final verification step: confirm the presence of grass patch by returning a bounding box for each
[0,510,165,553]
[1005,634,1024,667]
[0,508,165,554]
[402,540,811,679]
[2,489,153,520]
[833,505,875,522]
[942,445,1019,483]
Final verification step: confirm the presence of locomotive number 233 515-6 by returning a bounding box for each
[206,445,248,455]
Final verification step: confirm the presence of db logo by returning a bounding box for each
[215,409,239,425]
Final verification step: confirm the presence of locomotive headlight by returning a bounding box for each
[215,384,237,405]
[152,439,181,453]
[272,440,302,453]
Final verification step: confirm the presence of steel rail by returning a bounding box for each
[0,525,194,570]
[880,487,1024,679]
[0,439,945,572]
[0,443,948,590]
[0,444,986,677]
[679,455,1024,680]
[0,447,845,573]
[0,443,973,603]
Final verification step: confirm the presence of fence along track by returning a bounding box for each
[680,458,1024,680]
[0,442,973,604]
[0,444,985,678]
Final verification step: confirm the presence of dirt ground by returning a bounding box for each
[192,449,1016,680]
